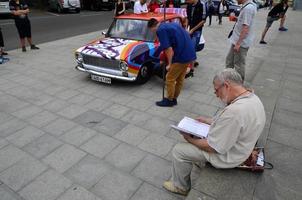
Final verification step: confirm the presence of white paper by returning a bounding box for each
[256,150,264,166]
[171,116,210,138]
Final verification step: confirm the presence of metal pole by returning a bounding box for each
[162,0,167,100]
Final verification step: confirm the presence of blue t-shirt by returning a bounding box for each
[156,23,196,64]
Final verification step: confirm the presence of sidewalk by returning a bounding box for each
[0,9,301,200]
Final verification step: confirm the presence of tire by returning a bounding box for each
[76,8,80,13]
[136,64,152,84]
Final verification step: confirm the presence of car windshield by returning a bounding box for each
[107,19,156,42]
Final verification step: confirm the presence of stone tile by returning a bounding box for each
[55,89,80,100]
[43,99,70,113]
[132,154,172,188]
[0,145,27,172]
[80,134,120,159]
[142,117,175,135]
[91,170,142,200]
[42,117,77,136]
[0,118,27,138]
[190,104,219,117]
[102,104,130,119]
[23,134,63,159]
[57,104,88,119]
[11,105,43,119]
[111,93,135,105]
[139,134,176,157]
[19,169,72,200]
[0,138,9,149]
[60,126,97,146]
[0,184,24,200]
[168,109,199,123]
[121,110,152,126]
[186,189,216,200]
[114,124,149,146]
[93,117,127,136]
[127,98,153,111]
[26,110,58,128]
[43,85,66,95]
[84,98,113,112]
[280,88,302,102]
[42,144,86,173]
[276,97,302,114]
[273,109,302,130]
[130,182,182,200]
[146,105,175,118]
[72,110,107,128]
[105,143,146,172]
[0,95,29,113]
[57,185,102,200]
[0,111,13,124]
[64,155,110,189]
[190,93,213,104]
[0,156,47,191]
[68,94,94,105]
[193,166,259,200]
[6,126,45,148]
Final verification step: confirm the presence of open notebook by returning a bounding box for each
[171,117,210,138]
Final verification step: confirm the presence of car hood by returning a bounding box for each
[78,38,152,61]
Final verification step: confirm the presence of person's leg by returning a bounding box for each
[0,28,4,54]
[260,26,269,42]
[170,143,207,191]
[166,63,186,100]
[280,14,286,28]
[209,13,212,26]
[233,46,248,81]
[174,63,189,99]
[225,45,235,69]
[218,14,222,24]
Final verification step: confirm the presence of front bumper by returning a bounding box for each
[75,65,137,82]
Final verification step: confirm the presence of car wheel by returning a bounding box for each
[136,64,152,84]
[76,8,80,13]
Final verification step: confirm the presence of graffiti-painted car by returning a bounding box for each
[75,13,182,84]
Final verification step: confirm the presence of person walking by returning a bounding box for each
[207,0,215,26]
[148,18,196,107]
[217,0,226,25]
[225,0,256,81]
[260,0,288,44]
[115,0,125,16]
[9,0,39,52]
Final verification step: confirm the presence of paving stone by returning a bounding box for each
[146,106,175,118]
[0,95,29,113]
[42,117,77,136]
[190,104,219,117]
[0,145,27,172]
[0,138,9,149]
[0,156,47,191]
[43,85,66,95]
[57,185,102,200]
[273,109,302,130]
[26,110,58,128]
[276,97,302,114]
[138,134,176,157]
[0,111,13,124]
[0,184,24,200]
[111,93,135,105]
[190,93,213,104]
[91,170,142,200]
[185,189,216,200]
[43,99,70,113]
[0,118,27,138]
[60,126,97,146]
[280,88,302,102]
[6,126,45,148]
[11,105,43,119]
[72,110,107,128]
[93,117,127,136]
[114,124,149,146]
[23,134,63,159]
[121,110,152,126]
[132,154,172,188]
[142,117,175,135]
[126,98,153,111]
[168,109,199,123]
[19,169,72,200]
[84,98,113,112]
[55,89,80,100]
[57,104,88,119]
[105,143,146,172]
[80,134,120,159]
[68,94,94,105]
[42,144,86,173]
[102,104,130,119]
[64,155,110,189]
[130,182,182,200]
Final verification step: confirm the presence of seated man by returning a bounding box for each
[164,69,266,196]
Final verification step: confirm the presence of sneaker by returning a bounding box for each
[172,98,177,106]
[163,181,188,196]
[194,61,199,68]
[259,40,267,44]
[156,98,174,107]
[279,27,288,31]
[30,45,39,50]
[185,69,194,79]
[22,46,26,52]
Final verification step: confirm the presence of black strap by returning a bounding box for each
[264,161,274,170]
[229,3,253,33]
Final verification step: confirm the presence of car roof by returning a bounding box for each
[115,13,181,21]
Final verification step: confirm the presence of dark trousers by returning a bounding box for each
[218,14,223,24]
[0,28,4,47]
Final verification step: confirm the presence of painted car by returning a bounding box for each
[75,13,182,84]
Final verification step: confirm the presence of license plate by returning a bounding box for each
[103,0,108,2]
[91,74,111,84]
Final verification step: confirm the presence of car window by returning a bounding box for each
[108,19,156,42]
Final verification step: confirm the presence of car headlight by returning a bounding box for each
[75,52,83,63]
[119,61,128,71]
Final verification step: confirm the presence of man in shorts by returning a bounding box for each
[260,0,288,44]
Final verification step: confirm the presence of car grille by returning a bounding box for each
[83,55,120,71]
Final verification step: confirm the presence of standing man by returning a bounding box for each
[9,0,39,52]
[163,69,266,195]
[260,0,288,44]
[187,0,206,67]
[133,0,148,14]
[0,27,9,64]
[225,0,256,81]
[148,18,196,107]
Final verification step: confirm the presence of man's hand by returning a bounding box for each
[181,132,194,143]
[196,116,212,125]
[234,43,241,52]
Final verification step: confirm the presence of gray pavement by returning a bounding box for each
[0,8,301,200]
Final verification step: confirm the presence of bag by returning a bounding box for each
[237,147,273,172]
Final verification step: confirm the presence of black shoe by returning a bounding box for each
[194,62,199,68]
[22,47,26,52]
[31,45,39,50]
[185,69,194,79]
[259,40,267,44]
[172,98,177,106]
[156,98,174,107]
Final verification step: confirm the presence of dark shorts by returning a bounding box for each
[15,19,31,39]
[266,16,279,28]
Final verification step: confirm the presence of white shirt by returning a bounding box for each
[229,1,257,48]
[134,1,148,14]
